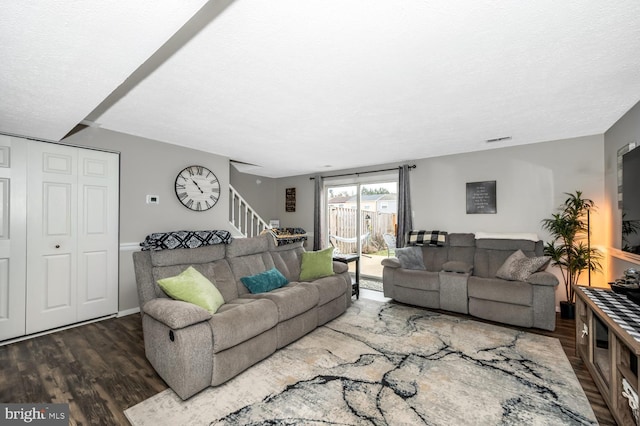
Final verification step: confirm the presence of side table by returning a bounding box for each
[333,254,360,299]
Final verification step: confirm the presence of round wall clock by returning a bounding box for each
[175,165,220,211]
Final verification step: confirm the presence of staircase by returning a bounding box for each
[229,184,270,238]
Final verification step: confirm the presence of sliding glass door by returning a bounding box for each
[326,180,397,281]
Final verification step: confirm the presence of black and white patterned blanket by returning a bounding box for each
[407,230,447,247]
[580,287,640,343]
[140,230,233,251]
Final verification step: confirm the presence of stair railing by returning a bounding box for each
[229,184,270,238]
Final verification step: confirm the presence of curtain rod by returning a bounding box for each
[309,164,416,180]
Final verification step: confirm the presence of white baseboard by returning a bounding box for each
[118,307,140,317]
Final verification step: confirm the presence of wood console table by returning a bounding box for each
[575,285,640,425]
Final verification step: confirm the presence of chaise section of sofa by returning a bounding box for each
[133,234,352,400]
[382,233,559,331]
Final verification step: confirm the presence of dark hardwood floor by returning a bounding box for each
[0,307,616,425]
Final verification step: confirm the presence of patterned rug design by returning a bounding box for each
[125,300,596,425]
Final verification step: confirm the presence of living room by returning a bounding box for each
[2,1,640,425]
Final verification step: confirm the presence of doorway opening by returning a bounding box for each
[326,181,397,283]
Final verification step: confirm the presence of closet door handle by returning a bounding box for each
[55,244,60,249]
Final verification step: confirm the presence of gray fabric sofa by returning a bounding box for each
[133,234,351,400]
[382,233,559,331]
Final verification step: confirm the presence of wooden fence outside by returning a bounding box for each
[328,206,396,254]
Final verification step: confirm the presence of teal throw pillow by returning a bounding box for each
[241,268,289,294]
[157,266,225,313]
[299,247,335,281]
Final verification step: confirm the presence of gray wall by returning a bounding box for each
[229,165,279,222]
[64,126,231,312]
[604,100,640,278]
[268,135,605,243]
[243,135,606,304]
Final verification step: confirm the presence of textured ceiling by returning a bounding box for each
[0,0,209,141]
[3,1,640,178]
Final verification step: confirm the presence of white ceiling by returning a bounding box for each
[3,1,640,178]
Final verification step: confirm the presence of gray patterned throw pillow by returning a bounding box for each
[496,249,551,281]
[395,247,426,270]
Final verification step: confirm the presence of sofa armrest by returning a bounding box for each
[526,271,559,286]
[143,298,213,330]
[442,261,473,274]
[332,261,348,274]
[381,258,401,268]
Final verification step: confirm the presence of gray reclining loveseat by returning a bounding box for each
[133,234,351,399]
[382,233,559,331]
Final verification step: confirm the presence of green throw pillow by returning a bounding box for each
[299,247,335,281]
[240,268,289,294]
[157,266,225,313]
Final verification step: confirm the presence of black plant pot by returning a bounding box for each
[560,301,576,319]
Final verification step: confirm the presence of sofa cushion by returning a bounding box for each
[306,275,348,305]
[227,252,277,296]
[448,233,475,247]
[269,242,305,281]
[475,238,538,253]
[422,246,449,271]
[245,283,319,321]
[442,260,473,274]
[210,298,279,352]
[157,266,225,313]
[226,234,270,258]
[150,244,226,267]
[299,247,334,281]
[496,250,550,281]
[153,259,240,303]
[240,268,289,294]
[395,247,426,270]
[468,276,533,306]
[394,269,440,291]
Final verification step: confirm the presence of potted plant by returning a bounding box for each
[541,191,602,319]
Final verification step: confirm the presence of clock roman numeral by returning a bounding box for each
[176,183,186,190]
[196,201,202,211]
[186,199,194,208]
[196,166,203,175]
[178,192,188,200]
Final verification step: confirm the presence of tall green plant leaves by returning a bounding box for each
[541,191,601,303]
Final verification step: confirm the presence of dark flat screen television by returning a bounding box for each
[622,146,640,254]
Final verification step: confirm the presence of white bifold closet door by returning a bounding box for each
[25,141,119,335]
[0,137,27,341]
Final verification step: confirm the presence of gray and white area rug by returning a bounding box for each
[126,300,597,425]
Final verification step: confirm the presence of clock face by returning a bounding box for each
[175,165,220,211]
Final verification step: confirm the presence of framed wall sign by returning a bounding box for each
[466,181,497,214]
[285,187,296,212]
